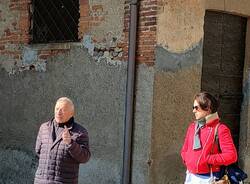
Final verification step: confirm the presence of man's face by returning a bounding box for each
[193,100,210,120]
[54,101,73,123]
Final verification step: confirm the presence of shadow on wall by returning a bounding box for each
[165,153,186,183]
[0,148,37,184]
[155,153,186,184]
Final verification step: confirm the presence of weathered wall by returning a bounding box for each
[0,0,156,184]
[206,0,250,16]
[131,64,154,184]
[150,45,203,184]
[150,0,205,183]
[151,0,250,183]
[0,47,127,184]
[0,0,128,183]
[240,19,250,183]
[0,51,155,184]
[2,0,250,183]
[80,0,125,42]
[157,0,205,53]
[205,0,250,182]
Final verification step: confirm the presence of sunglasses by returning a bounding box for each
[192,105,200,110]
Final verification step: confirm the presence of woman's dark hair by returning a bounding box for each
[194,92,219,113]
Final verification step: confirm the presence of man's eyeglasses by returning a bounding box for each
[192,105,200,110]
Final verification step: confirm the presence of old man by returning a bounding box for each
[34,97,90,184]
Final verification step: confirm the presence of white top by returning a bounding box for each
[184,170,214,184]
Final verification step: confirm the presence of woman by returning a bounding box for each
[181,92,237,184]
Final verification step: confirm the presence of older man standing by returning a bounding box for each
[34,97,90,184]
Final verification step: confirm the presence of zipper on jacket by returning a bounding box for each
[196,127,212,173]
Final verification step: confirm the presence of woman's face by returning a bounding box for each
[193,100,211,120]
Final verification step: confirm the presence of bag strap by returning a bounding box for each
[211,123,220,154]
[210,123,221,180]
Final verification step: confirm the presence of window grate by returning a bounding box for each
[31,0,80,43]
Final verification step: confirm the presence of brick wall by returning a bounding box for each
[123,0,157,65]
[0,0,31,60]
[0,0,157,66]
[79,0,106,39]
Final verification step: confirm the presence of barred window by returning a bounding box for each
[31,0,80,43]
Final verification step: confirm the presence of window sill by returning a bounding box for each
[27,42,82,51]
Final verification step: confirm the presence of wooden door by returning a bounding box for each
[202,11,247,148]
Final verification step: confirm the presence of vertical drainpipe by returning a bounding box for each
[122,0,139,184]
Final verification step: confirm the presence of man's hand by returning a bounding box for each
[62,125,72,145]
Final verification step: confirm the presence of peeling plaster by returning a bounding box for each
[88,0,124,42]
[155,40,203,72]
[82,34,123,67]
[83,35,95,56]
[22,47,38,66]
[0,47,47,74]
[157,0,205,53]
[0,58,19,75]
[0,0,19,36]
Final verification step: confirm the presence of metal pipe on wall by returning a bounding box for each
[122,0,139,184]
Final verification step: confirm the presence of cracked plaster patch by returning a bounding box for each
[0,0,19,36]
[0,47,47,74]
[82,34,123,67]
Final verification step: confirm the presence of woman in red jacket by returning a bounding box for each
[181,92,237,184]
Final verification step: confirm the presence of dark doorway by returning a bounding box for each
[202,11,247,149]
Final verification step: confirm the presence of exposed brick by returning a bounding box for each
[0,45,5,50]
[9,1,29,11]
[80,2,89,17]
[4,29,11,36]
[0,0,157,65]
[12,22,17,28]
[79,0,88,5]
[150,27,157,31]
[140,11,157,17]
[140,1,157,6]
[144,21,156,26]
[140,16,157,22]
[138,27,150,32]
[39,54,51,60]
[13,54,21,60]
[92,5,103,12]
[0,50,21,56]
[80,7,89,17]
[122,0,157,64]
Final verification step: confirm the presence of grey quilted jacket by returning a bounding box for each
[34,118,90,184]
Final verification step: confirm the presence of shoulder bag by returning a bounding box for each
[211,124,248,184]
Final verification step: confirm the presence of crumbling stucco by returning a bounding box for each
[0,0,19,36]
[88,0,125,42]
[150,65,202,184]
[0,46,47,74]
[155,41,203,72]
[131,64,154,184]
[83,35,123,66]
[157,0,205,53]
[0,47,128,184]
[151,40,203,183]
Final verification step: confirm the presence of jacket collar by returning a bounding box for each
[205,112,220,126]
[49,117,74,150]
[50,117,74,130]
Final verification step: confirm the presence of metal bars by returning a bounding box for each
[31,0,80,43]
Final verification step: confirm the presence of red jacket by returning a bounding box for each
[181,117,237,174]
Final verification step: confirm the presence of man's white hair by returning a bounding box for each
[56,97,75,113]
